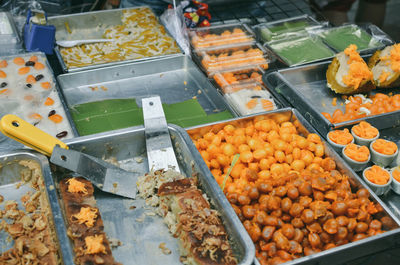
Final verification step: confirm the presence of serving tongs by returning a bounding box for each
[0,114,139,199]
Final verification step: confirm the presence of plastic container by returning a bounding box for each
[224,86,278,116]
[363,166,392,196]
[189,23,255,51]
[213,66,265,93]
[196,43,270,75]
[370,139,399,167]
[253,15,322,43]
[266,35,335,67]
[391,167,400,195]
[317,24,386,52]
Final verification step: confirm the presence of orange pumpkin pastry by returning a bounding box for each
[364,165,391,185]
[368,44,400,88]
[327,44,375,94]
[328,129,353,145]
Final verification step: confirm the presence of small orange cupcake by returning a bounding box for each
[364,165,391,185]
[328,129,354,145]
[344,143,370,162]
[371,139,398,155]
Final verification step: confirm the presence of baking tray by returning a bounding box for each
[0,150,74,265]
[264,59,400,137]
[46,123,256,265]
[48,7,182,73]
[186,108,400,265]
[0,52,78,152]
[57,54,237,134]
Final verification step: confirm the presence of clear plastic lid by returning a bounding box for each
[197,43,270,75]
[0,12,20,45]
[213,66,265,93]
[253,15,322,43]
[189,23,255,51]
[315,24,389,53]
[267,35,335,67]
[224,87,278,116]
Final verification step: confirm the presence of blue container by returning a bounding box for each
[24,10,55,54]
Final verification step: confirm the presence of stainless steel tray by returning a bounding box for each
[0,52,78,152]
[0,151,74,265]
[47,124,255,264]
[57,54,237,135]
[186,108,400,265]
[48,7,182,73]
[264,59,400,137]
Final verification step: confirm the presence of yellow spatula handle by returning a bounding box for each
[0,114,68,156]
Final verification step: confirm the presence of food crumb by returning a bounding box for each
[197,89,202,94]
[192,96,197,99]
[113,183,118,188]
[159,242,172,255]
[134,157,143,163]
[129,205,136,210]
[108,238,122,248]
[15,182,22,189]
[49,185,55,191]
[0,194,3,203]
[145,211,156,216]
[332,97,337,106]
[89,86,98,91]
[100,85,108,91]
[340,103,344,106]
[322,102,326,107]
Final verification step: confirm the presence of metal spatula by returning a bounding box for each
[142,96,180,172]
[0,114,139,199]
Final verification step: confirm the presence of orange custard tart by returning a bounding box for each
[328,128,353,145]
[372,139,398,155]
[352,121,379,139]
[344,143,370,162]
[364,165,391,185]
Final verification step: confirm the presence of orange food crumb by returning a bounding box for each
[84,235,106,255]
[66,178,88,194]
[0,70,6,78]
[41,82,51,89]
[29,55,38,62]
[344,143,370,162]
[328,129,353,145]
[29,113,42,120]
[246,99,258,109]
[72,207,98,227]
[0,88,9,95]
[393,167,400,183]
[24,95,34,101]
[352,121,378,139]
[26,75,36,84]
[13,57,24,65]
[18,67,30,75]
[332,97,337,106]
[261,99,274,111]
[342,45,373,90]
[365,165,390,185]
[44,97,54,106]
[372,139,398,155]
[34,62,45,70]
[49,114,63,123]
[0,60,7,68]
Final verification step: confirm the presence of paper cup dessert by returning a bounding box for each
[327,128,354,153]
[391,167,400,195]
[363,165,392,196]
[342,143,370,171]
[370,139,398,167]
[351,121,379,146]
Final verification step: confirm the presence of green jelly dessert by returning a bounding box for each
[260,20,311,42]
[269,36,335,66]
[319,25,381,52]
[70,98,233,136]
